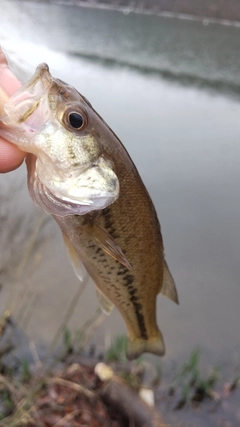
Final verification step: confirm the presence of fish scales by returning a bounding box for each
[54,140,165,357]
[0,59,178,360]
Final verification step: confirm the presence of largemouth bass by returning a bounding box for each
[0,62,178,360]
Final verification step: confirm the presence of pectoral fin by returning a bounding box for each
[84,221,131,270]
[161,260,179,304]
[62,232,85,281]
[96,288,114,315]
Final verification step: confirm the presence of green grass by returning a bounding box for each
[170,349,220,408]
[106,335,127,362]
[20,360,31,384]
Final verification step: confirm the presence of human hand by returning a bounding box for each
[0,48,26,173]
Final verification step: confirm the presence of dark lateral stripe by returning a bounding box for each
[123,272,148,340]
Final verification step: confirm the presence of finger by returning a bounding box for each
[0,47,22,96]
[0,47,26,172]
[0,137,25,172]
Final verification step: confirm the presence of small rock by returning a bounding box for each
[94,363,114,382]
[139,387,155,407]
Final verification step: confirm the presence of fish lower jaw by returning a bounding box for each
[27,155,119,216]
[28,171,118,216]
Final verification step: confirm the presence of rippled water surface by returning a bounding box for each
[1,1,240,369]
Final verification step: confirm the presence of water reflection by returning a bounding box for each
[0,1,240,365]
[3,0,240,88]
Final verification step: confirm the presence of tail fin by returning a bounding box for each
[126,331,165,361]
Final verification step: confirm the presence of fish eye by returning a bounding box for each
[68,112,84,129]
[62,107,87,131]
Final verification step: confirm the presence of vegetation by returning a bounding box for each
[169,349,220,409]
[106,335,127,362]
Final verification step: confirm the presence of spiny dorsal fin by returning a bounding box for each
[161,260,179,304]
[62,232,85,281]
[84,220,131,270]
[96,288,114,315]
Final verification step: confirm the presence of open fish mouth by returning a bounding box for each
[0,62,120,216]
[0,63,52,142]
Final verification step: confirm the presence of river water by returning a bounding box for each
[1,1,240,369]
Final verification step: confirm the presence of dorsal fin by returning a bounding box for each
[161,260,179,304]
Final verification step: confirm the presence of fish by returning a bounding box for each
[0,61,178,360]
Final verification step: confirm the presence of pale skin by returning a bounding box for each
[0,47,26,172]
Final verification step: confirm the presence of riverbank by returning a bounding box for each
[0,320,239,427]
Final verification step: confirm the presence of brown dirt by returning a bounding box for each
[0,362,165,427]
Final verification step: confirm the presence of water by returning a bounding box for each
[1,1,240,368]
[3,0,240,90]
